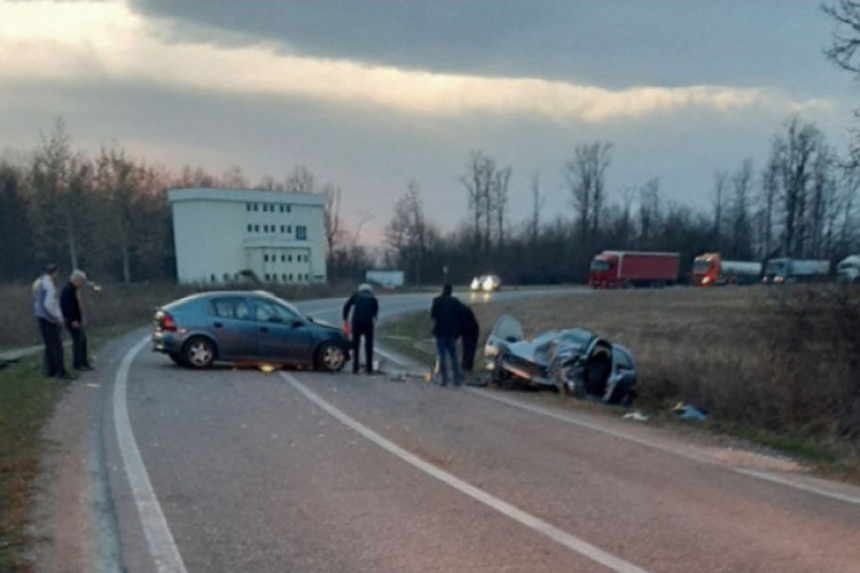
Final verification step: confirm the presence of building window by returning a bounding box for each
[281,254,286,262]
[210,274,216,282]
[287,225,292,233]
[280,225,285,233]
[253,204,259,212]
[282,274,287,281]
[287,205,291,213]
[246,203,251,212]
[263,254,269,262]
[247,224,252,232]
[289,273,294,281]
[254,224,259,232]
[296,226,307,240]
[288,254,293,262]
[223,273,230,282]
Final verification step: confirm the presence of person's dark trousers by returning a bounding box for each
[461,332,478,373]
[436,336,461,385]
[38,318,66,377]
[67,323,89,369]
[351,319,375,374]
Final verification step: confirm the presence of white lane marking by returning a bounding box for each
[376,346,860,507]
[281,372,648,573]
[114,337,187,573]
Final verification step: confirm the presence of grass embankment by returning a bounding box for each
[380,286,860,474]
[0,356,65,572]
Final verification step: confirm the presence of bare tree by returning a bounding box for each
[730,159,754,259]
[637,178,661,248]
[322,183,344,255]
[492,165,512,248]
[712,170,728,251]
[286,165,316,193]
[528,172,544,246]
[564,141,612,248]
[385,182,429,285]
[460,151,497,251]
[220,166,249,189]
[758,159,779,259]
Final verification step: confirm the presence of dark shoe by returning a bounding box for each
[75,365,94,371]
[439,381,448,387]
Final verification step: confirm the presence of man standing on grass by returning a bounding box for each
[60,269,93,372]
[342,283,379,375]
[430,284,461,387]
[32,264,74,380]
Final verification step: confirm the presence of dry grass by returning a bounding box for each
[466,286,860,446]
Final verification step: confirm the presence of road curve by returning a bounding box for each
[88,289,860,572]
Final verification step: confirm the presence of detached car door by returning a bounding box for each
[253,299,315,364]
[205,296,258,360]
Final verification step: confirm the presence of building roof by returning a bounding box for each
[168,187,325,206]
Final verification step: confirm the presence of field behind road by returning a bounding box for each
[384,285,860,471]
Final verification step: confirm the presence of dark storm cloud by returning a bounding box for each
[126,0,834,90]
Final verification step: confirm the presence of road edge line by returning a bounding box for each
[113,336,187,573]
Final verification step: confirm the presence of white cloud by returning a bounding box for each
[0,0,830,123]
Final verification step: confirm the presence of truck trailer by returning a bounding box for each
[692,252,762,286]
[588,251,680,288]
[762,258,830,284]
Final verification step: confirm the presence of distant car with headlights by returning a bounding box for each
[151,290,349,371]
[484,315,636,405]
[470,274,501,292]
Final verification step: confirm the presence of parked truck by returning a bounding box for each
[762,258,830,284]
[692,252,762,286]
[837,255,860,284]
[588,251,680,288]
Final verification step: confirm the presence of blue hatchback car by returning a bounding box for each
[152,290,350,371]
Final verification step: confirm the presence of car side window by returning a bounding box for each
[208,298,253,320]
[255,300,299,323]
[209,298,236,318]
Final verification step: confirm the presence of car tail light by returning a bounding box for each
[159,313,178,332]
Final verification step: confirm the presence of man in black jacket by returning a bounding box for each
[60,269,93,371]
[430,284,461,386]
[342,283,379,374]
[457,300,480,381]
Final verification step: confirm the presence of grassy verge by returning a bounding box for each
[0,323,142,571]
[0,356,66,572]
[379,287,860,479]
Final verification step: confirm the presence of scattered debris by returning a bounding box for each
[672,402,708,421]
[623,411,649,422]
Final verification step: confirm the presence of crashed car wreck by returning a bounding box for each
[484,315,637,406]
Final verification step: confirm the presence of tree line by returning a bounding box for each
[383,114,859,286]
[0,120,372,284]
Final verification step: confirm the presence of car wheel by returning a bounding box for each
[183,337,215,369]
[168,352,186,366]
[316,342,346,372]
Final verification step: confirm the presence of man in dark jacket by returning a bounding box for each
[60,269,93,371]
[457,300,480,381]
[430,284,461,386]
[342,283,379,374]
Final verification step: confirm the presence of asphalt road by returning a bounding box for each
[69,289,860,572]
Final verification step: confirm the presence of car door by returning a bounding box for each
[205,296,258,360]
[253,298,315,364]
[484,314,525,360]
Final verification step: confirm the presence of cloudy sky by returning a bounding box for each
[1,0,857,244]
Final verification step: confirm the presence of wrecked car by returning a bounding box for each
[484,315,636,406]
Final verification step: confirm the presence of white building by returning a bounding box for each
[168,188,327,285]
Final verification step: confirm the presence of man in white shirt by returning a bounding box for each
[32,264,73,380]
